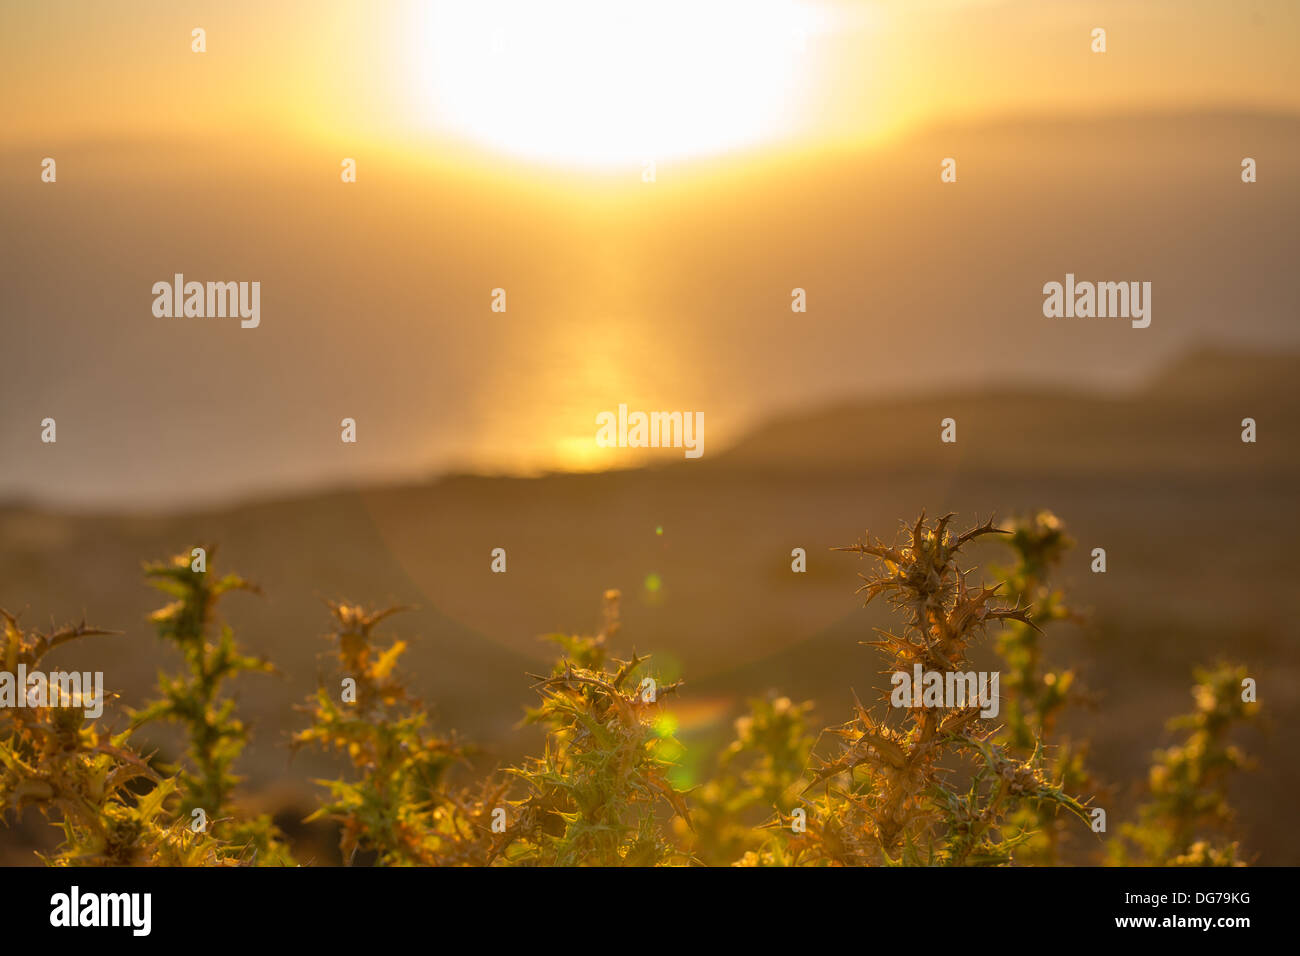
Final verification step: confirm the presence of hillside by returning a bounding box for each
[713,347,1300,475]
[1,346,1295,862]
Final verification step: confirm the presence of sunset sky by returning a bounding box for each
[4,0,1297,164]
[2,1,1298,507]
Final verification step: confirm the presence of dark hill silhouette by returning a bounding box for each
[712,347,1300,477]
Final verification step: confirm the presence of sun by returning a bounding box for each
[406,0,827,167]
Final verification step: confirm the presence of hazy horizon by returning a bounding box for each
[4,1,1298,509]
[0,331,1294,515]
[5,107,1299,510]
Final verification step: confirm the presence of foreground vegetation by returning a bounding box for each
[0,512,1259,865]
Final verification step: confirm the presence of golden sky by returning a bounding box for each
[4,0,1298,167]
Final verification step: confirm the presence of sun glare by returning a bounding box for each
[407,0,828,167]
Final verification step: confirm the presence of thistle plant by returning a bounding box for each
[293,602,494,866]
[0,611,222,865]
[501,590,692,866]
[0,519,1266,868]
[132,549,291,864]
[1111,662,1259,866]
[991,512,1076,750]
[685,694,815,866]
[989,511,1097,864]
[771,513,1091,866]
